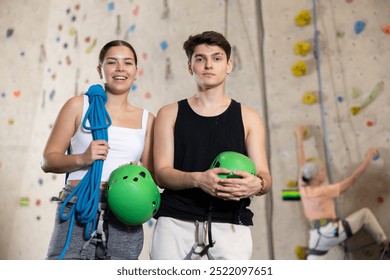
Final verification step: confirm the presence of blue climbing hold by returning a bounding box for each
[354,21,365,34]
[373,153,380,161]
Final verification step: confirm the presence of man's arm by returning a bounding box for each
[295,125,306,169]
[338,147,379,193]
[240,105,272,195]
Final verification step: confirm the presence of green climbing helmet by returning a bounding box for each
[107,164,160,225]
[209,151,256,178]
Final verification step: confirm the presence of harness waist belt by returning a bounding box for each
[309,248,328,256]
[309,218,338,229]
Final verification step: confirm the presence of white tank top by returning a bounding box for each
[67,95,148,182]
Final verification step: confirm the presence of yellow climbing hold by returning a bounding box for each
[303,127,309,138]
[350,106,361,116]
[86,38,97,54]
[285,180,297,188]
[294,41,311,56]
[291,60,307,77]
[69,27,76,36]
[302,91,317,105]
[295,245,308,260]
[295,10,311,27]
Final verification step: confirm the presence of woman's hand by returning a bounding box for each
[81,140,109,166]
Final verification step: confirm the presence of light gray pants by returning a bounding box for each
[308,207,387,260]
[149,217,253,260]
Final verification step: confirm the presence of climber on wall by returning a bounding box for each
[295,125,389,260]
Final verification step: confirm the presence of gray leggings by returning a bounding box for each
[46,185,143,260]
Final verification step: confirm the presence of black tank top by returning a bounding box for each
[155,99,254,225]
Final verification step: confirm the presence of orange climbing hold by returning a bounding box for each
[382,25,390,35]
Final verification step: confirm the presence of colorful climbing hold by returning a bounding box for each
[295,10,311,27]
[285,180,298,188]
[294,41,312,56]
[144,92,152,99]
[354,21,366,34]
[86,38,97,53]
[336,31,345,38]
[373,153,380,161]
[351,87,362,98]
[350,106,361,116]
[107,2,114,11]
[6,28,14,38]
[133,5,140,16]
[19,197,30,207]
[382,25,390,35]
[282,189,301,200]
[291,60,307,77]
[160,40,168,51]
[13,90,21,97]
[295,245,308,260]
[302,91,317,105]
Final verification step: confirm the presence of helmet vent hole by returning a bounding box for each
[139,171,146,178]
[123,176,128,180]
[133,177,139,182]
[215,161,220,168]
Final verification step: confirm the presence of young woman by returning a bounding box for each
[41,40,155,260]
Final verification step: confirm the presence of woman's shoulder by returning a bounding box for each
[58,95,85,116]
[64,94,84,108]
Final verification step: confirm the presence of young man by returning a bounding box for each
[150,31,272,260]
[295,125,389,259]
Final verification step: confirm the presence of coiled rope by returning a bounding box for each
[58,84,111,259]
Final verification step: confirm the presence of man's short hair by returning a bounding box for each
[183,31,232,62]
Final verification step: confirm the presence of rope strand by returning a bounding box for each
[58,84,111,259]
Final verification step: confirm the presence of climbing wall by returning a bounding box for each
[262,0,390,259]
[1,0,389,260]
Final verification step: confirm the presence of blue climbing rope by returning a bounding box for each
[312,0,352,258]
[312,0,334,184]
[58,84,111,259]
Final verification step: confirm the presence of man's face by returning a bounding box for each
[188,44,232,90]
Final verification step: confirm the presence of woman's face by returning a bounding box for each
[98,45,137,94]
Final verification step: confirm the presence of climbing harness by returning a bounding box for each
[80,201,111,259]
[308,218,353,257]
[184,220,215,260]
[184,202,215,260]
[55,84,111,260]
